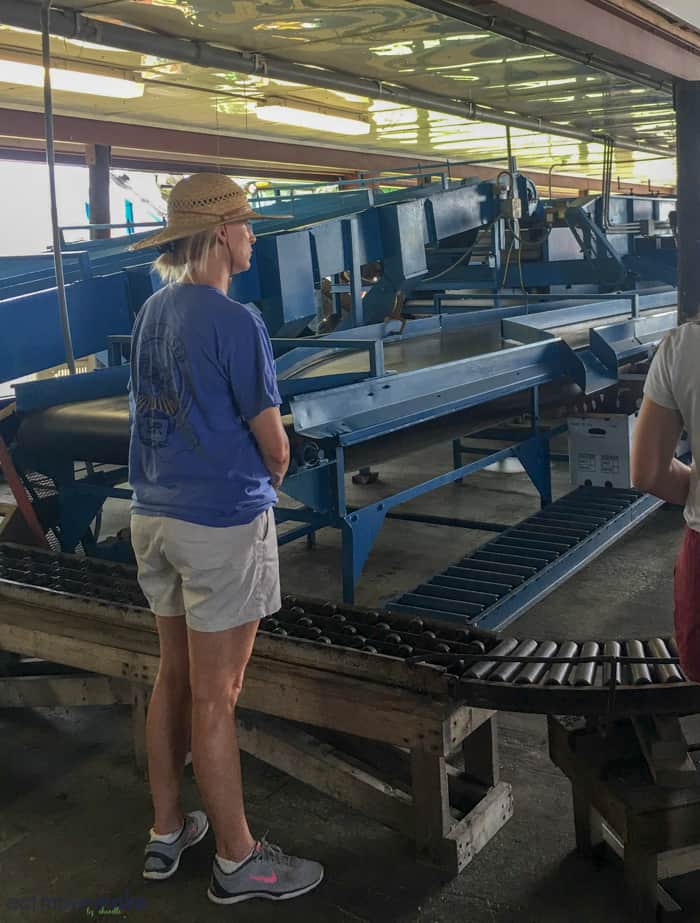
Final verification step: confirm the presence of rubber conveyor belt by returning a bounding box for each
[11,314,587,469]
[0,542,698,717]
[14,324,506,468]
[389,486,663,632]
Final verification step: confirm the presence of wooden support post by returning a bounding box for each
[463,715,499,788]
[623,845,659,923]
[132,684,150,779]
[410,749,452,858]
[572,784,604,858]
[0,674,128,707]
[86,143,111,239]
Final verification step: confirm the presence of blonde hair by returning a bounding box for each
[153,227,219,283]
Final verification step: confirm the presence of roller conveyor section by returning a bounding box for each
[389,485,663,631]
[1,542,699,717]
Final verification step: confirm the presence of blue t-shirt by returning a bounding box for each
[128,283,281,527]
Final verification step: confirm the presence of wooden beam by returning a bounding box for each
[0,109,676,196]
[633,715,698,786]
[236,710,414,837]
[410,749,452,856]
[85,143,111,240]
[0,674,130,707]
[0,599,459,749]
[476,0,700,81]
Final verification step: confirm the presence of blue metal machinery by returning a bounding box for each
[0,169,681,624]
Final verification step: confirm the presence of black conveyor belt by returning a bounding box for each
[17,397,131,466]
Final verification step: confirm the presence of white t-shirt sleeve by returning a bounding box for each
[643,333,678,411]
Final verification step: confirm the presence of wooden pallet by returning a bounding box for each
[549,714,700,921]
[0,587,512,876]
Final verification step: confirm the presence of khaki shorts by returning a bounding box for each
[131,508,281,632]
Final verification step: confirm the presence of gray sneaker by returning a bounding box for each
[143,811,209,881]
[208,839,324,904]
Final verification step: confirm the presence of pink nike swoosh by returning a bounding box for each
[250,872,278,884]
[250,872,277,885]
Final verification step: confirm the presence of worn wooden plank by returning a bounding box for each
[254,634,451,697]
[410,750,452,855]
[572,785,604,858]
[236,711,414,837]
[657,842,700,880]
[0,616,160,685]
[442,705,491,753]
[309,732,412,792]
[462,715,500,788]
[441,781,513,875]
[242,660,450,750]
[0,674,130,708]
[633,715,698,787]
[0,601,457,749]
[0,599,159,657]
[0,582,451,696]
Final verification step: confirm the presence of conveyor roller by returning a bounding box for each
[0,542,698,717]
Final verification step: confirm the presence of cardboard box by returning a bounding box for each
[568,413,637,488]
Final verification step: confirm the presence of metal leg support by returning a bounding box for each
[452,438,465,484]
[514,387,552,508]
[341,509,387,603]
[515,434,552,508]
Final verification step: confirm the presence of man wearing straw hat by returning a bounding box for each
[128,173,324,904]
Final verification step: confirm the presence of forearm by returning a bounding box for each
[248,407,290,488]
[640,458,691,506]
[261,442,290,488]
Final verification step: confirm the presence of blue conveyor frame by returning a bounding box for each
[7,287,677,597]
[274,290,675,601]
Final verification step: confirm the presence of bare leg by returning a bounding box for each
[188,619,259,861]
[148,615,191,835]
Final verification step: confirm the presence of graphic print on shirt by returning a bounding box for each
[134,324,200,452]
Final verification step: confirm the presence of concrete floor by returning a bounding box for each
[0,446,696,922]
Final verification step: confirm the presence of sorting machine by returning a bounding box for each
[0,170,680,622]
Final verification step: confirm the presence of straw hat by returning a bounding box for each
[131,173,290,251]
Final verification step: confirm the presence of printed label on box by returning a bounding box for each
[577,453,597,472]
[601,455,621,474]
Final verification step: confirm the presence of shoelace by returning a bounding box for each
[255,838,293,867]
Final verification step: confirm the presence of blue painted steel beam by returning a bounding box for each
[291,340,567,444]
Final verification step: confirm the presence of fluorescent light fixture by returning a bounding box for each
[0,60,144,98]
[372,106,418,126]
[370,43,414,56]
[256,100,370,135]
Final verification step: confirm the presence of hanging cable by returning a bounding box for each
[501,221,528,307]
[421,243,476,283]
[41,0,76,375]
[601,135,615,232]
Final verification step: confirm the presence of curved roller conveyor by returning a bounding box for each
[0,542,698,718]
